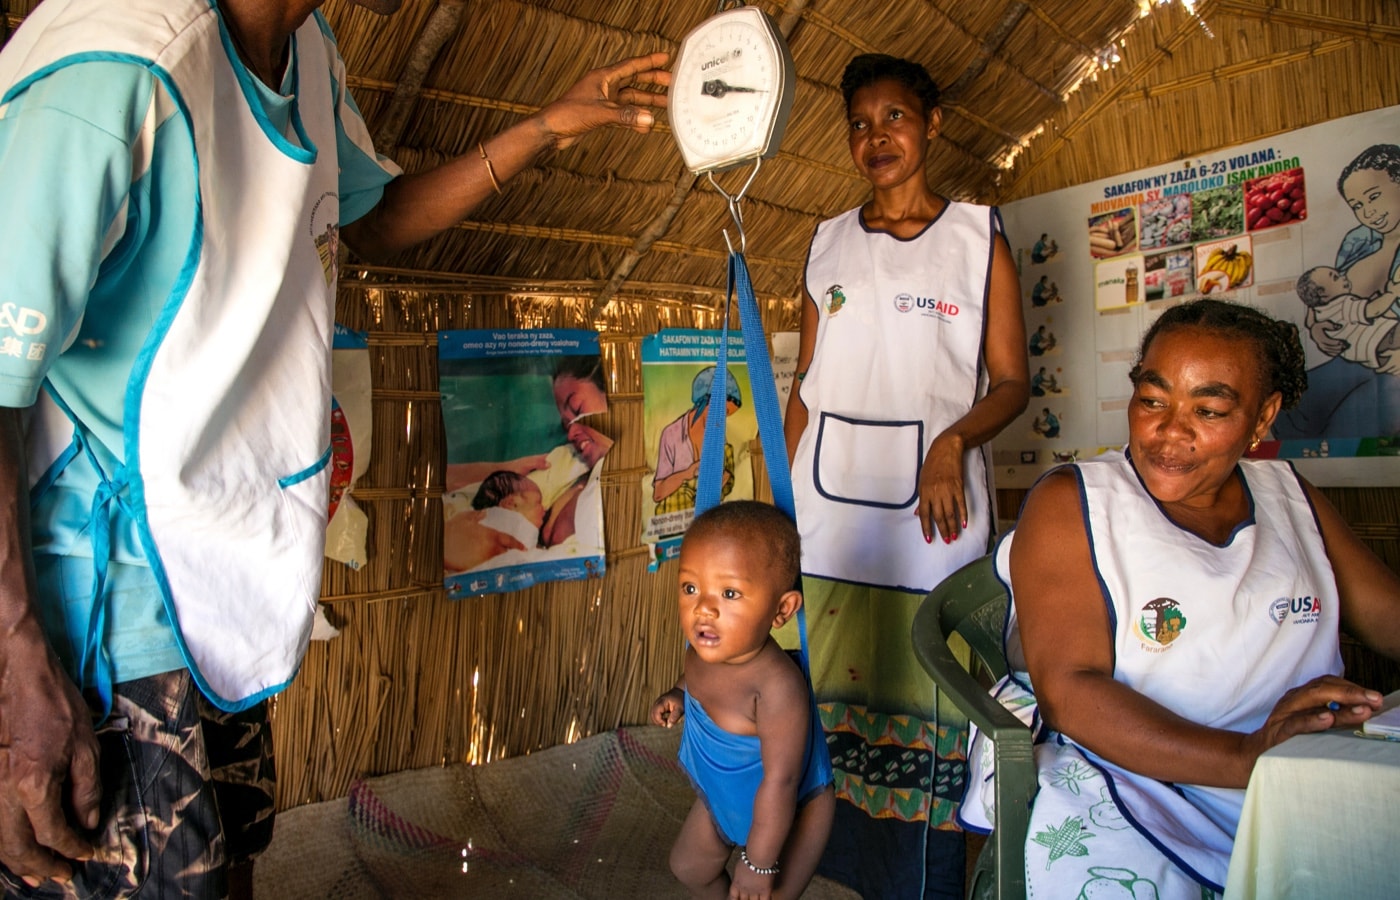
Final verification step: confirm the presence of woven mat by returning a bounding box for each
[255,726,860,899]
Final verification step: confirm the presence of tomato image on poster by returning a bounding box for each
[1245,167,1307,231]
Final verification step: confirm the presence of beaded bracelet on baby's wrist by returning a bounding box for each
[739,849,779,876]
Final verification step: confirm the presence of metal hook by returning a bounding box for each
[709,157,762,256]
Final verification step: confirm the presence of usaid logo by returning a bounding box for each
[1269,595,1322,625]
[892,293,961,318]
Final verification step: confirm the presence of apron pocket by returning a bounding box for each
[813,413,922,509]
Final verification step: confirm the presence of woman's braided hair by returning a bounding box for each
[1132,299,1307,410]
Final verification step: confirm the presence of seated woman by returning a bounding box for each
[963,299,1400,898]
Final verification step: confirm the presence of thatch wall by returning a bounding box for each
[276,284,800,807]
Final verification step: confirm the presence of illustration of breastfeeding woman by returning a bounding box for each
[1276,143,1400,439]
[651,366,741,525]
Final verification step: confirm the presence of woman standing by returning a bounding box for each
[782,53,1028,899]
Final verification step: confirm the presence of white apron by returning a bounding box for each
[2,0,343,709]
[793,202,996,591]
[964,452,1341,896]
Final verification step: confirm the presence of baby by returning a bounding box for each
[468,470,546,551]
[651,501,834,899]
[1296,265,1400,371]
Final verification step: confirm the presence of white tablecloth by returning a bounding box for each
[1225,696,1400,899]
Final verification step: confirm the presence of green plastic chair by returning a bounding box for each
[912,555,1035,900]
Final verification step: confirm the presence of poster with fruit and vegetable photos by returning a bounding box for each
[995,102,1400,485]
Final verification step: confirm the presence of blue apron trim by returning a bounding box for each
[797,570,931,597]
[1072,462,1120,645]
[29,387,82,506]
[1125,448,1256,548]
[3,51,162,103]
[279,444,332,488]
[1073,745,1225,894]
[39,389,130,719]
[212,4,318,162]
[1284,458,1329,542]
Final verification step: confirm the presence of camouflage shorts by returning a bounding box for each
[0,669,276,900]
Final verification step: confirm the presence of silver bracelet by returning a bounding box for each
[739,848,779,876]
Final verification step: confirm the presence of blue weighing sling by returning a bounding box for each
[676,250,833,846]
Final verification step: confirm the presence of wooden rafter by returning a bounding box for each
[448,218,804,271]
[373,0,466,154]
[1215,0,1400,45]
[1001,0,1221,199]
[941,2,1034,103]
[1123,35,1352,100]
[1026,0,1098,57]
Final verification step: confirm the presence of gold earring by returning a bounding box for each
[1248,439,1260,452]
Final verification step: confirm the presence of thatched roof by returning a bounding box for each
[328,0,1400,304]
[8,0,1397,302]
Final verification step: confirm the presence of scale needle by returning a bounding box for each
[703,79,763,98]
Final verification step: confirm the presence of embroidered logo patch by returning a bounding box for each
[309,191,341,287]
[824,284,847,315]
[1132,597,1187,650]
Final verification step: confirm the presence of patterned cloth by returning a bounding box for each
[778,578,971,900]
[0,670,275,899]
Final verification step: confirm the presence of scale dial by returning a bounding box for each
[669,5,795,175]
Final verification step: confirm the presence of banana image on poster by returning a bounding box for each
[1198,242,1254,293]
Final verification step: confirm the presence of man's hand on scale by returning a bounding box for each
[703,79,764,98]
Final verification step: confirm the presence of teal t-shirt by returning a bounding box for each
[0,14,398,690]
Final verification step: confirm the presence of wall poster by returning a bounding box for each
[325,324,372,570]
[999,103,1400,485]
[640,329,758,567]
[439,329,611,597]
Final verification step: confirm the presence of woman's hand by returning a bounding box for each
[918,431,967,543]
[1240,675,1383,763]
[536,52,671,151]
[650,688,685,727]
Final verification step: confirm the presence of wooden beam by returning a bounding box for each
[1215,0,1400,46]
[373,0,467,154]
[448,220,804,271]
[1123,36,1352,101]
[941,2,1034,103]
[1002,0,1221,199]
